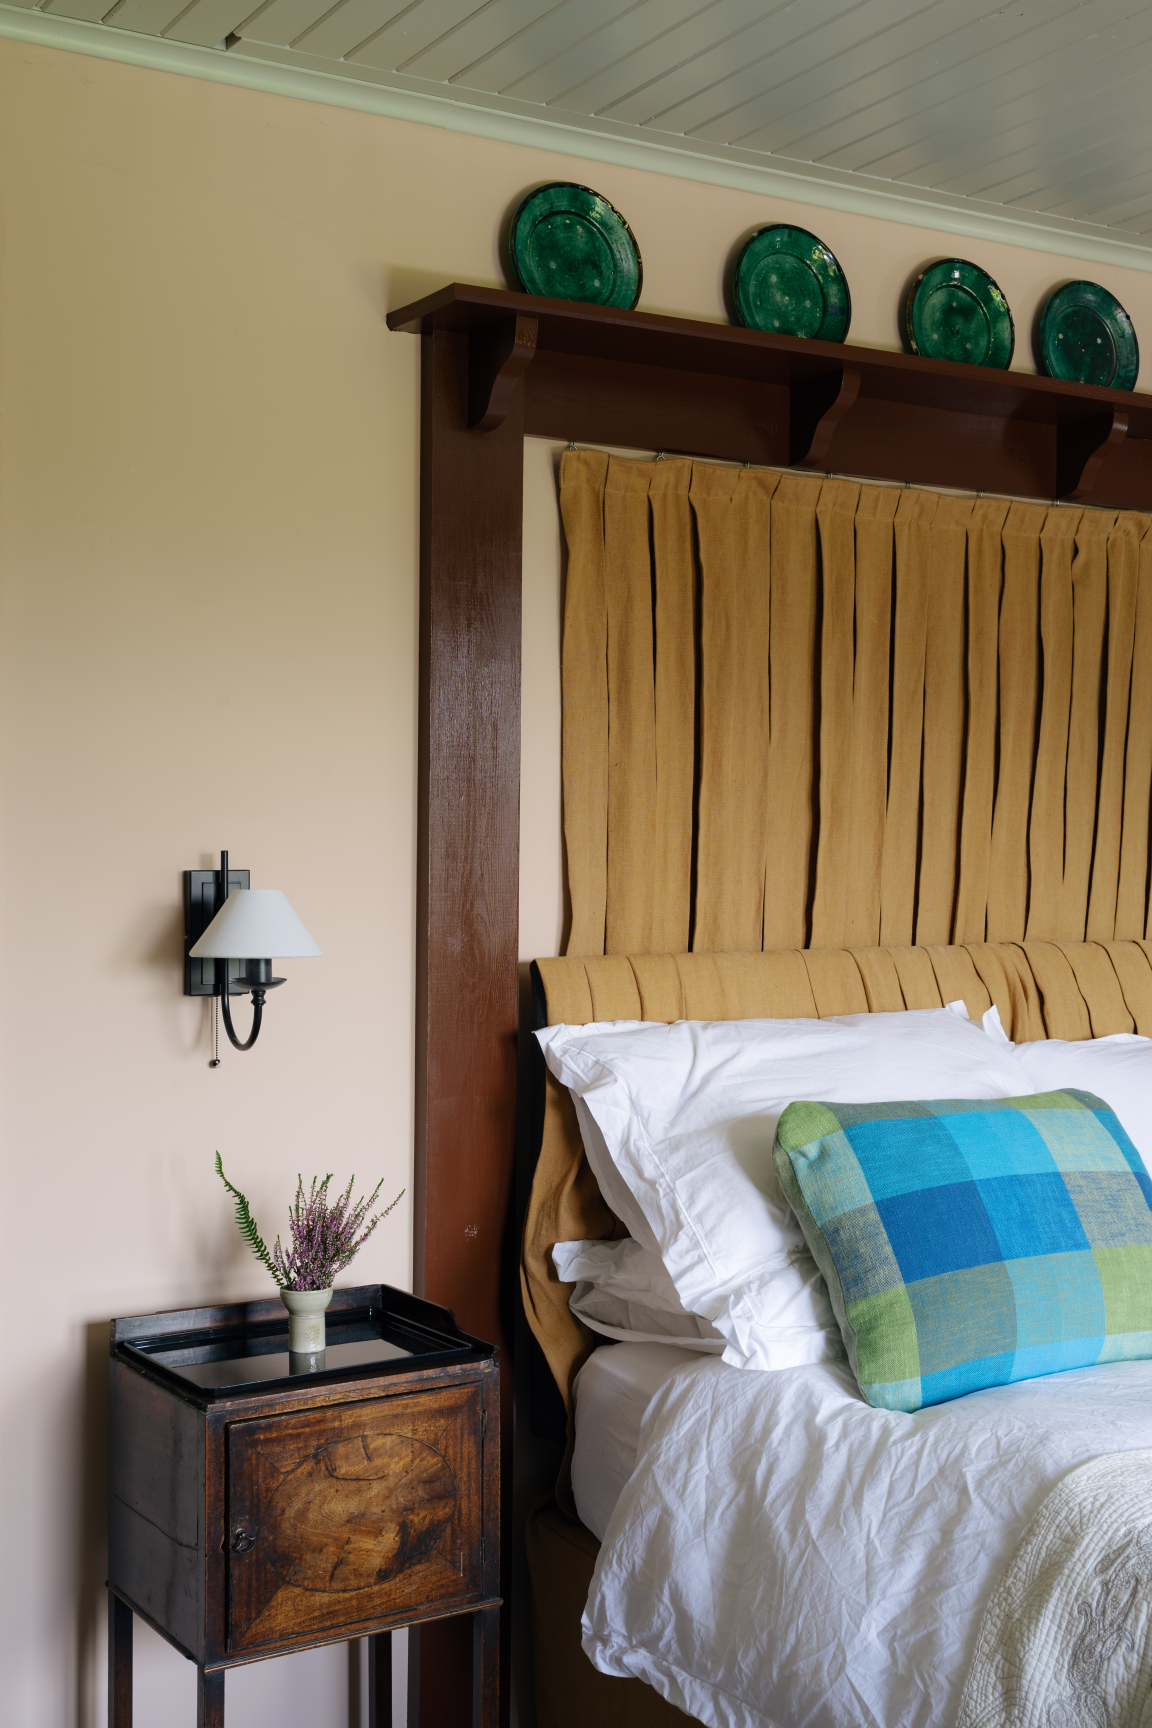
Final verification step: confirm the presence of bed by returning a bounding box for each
[521,944,1152,1727]
[389,281,1152,1721]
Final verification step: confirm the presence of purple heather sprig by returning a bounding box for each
[215,1153,404,1292]
[271,1172,405,1292]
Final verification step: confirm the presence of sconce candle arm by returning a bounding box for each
[214,850,264,1051]
[220,957,283,1052]
[221,986,265,1052]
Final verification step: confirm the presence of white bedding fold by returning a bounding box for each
[582,1356,1152,1728]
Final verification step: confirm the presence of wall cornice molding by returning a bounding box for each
[5,2,1152,275]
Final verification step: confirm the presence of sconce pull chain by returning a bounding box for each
[210,995,221,1068]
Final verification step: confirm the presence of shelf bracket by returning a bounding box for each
[1057,408,1129,502]
[468,314,538,432]
[790,366,861,470]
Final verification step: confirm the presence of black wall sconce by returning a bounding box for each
[183,850,321,1058]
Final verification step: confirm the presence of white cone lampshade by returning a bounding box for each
[189,889,322,959]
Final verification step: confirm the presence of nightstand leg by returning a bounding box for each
[472,1607,499,1728]
[367,1630,392,1727]
[197,1666,225,1727]
[107,1592,132,1728]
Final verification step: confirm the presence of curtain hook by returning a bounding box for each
[654,451,666,462]
[567,438,577,451]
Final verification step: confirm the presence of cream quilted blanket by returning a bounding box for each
[959,1449,1152,1728]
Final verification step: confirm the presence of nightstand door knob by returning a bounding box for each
[231,1525,254,1553]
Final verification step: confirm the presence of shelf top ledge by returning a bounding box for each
[388,282,1152,433]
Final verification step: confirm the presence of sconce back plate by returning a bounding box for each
[184,867,251,997]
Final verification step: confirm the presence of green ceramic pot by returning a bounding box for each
[281,1286,333,1356]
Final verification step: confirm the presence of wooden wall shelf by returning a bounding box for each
[389,283,1152,509]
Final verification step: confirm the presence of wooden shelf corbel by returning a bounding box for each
[790,366,862,469]
[468,313,538,431]
[1056,408,1129,502]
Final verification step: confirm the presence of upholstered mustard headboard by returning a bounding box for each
[520,939,1152,1423]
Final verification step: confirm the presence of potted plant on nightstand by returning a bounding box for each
[215,1153,404,1356]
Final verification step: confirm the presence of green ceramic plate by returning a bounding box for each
[906,258,1014,369]
[731,224,851,342]
[509,182,642,310]
[1037,281,1139,391]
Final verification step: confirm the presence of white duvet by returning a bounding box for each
[582,1354,1152,1728]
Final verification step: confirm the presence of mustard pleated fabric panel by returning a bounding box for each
[692,465,776,951]
[916,496,973,946]
[1026,508,1080,940]
[603,458,657,954]
[954,497,1011,943]
[764,475,823,951]
[649,461,696,953]
[1116,529,1152,938]
[1062,511,1114,937]
[987,501,1049,941]
[841,486,899,947]
[880,489,934,947]
[559,456,1152,955]
[810,479,862,947]
[1088,514,1141,942]
[559,450,609,957]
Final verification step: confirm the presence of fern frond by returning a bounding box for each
[214,1152,280,1286]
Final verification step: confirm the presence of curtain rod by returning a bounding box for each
[559,440,1118,513]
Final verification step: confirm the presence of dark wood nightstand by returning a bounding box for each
[107,1285,499,1727]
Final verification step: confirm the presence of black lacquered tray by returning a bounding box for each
[112,1284,491,1399]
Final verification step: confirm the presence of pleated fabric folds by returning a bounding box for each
[558,449,1152,957]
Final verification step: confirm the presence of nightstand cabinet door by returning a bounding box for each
[226,1382,486,1654]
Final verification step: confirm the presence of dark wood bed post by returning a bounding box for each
[411,324,524,1728]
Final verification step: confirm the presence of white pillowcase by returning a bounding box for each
[1012,1033,1152,1180]
[552,1237,726,1351]
[571,1092,660,1252]
[538,1008,1032,1373]
[570,1082,832,1356]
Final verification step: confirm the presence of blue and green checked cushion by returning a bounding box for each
[772,1091,1152,1413]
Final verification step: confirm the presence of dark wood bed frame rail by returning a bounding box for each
[387,280,1152,1726]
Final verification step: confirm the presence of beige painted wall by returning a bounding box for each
[521,439,571,969]
[4,30,1152,1728]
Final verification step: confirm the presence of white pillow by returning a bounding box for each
[1012,1033,1152,1180]
[537,1009,1033,1373]
[552,1238,726,1351]
[571,1063,840,1361]
[571,1093,659,1252]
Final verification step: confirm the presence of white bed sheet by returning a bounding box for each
[581,1353,1152,1728]
[572,1341,702,1541]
